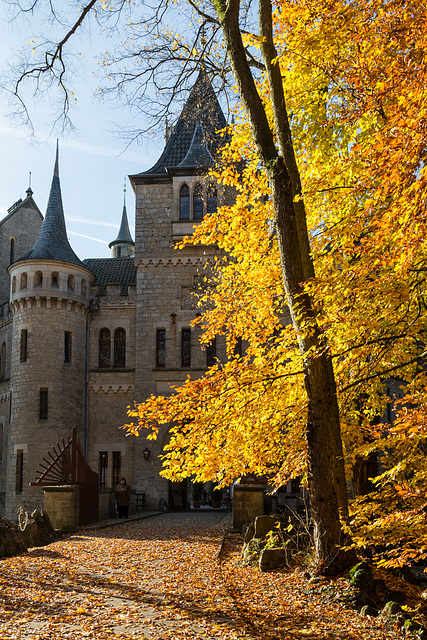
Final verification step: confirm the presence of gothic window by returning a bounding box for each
[51,272,59,288]
[206,338,217,367]
[156,329,166,367]
[207,184,218,214]
[0,342,6,379]
[99,451,108,488]
[193,183,204,220]
[39,388,48,420]
[179,184,190,220]
[34,271,43,288]
[99,328,111,368]
[20,273,27,290]
[10,238,15,265]
[182,328,191,367]
[113,328,126,368]
[67,275,75,292]
[20,330,27,363]
[64,332,72,363]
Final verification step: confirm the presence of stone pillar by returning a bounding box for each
[233,485,266,530]
[43,485,79,531]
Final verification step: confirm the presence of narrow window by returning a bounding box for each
[20,330,27,363]
[99,451,108,488]
[207,184,217,214]
[99,328,111,368]
[0,424,3,461]
[156,329,166,367]
[0,342,5,379]
[112,451,121,487]
[64,332,72,363]
[15,450,23,494]
[9,391,12,422]
[12,276,16,294]
[179,184,190,220]
[193,183,204,220]
[10,238,15,265]
[34,271,43,288]
[113,328,126,368]
[67,275,75,292]
[51,272,59,288]
[20,273,27,290]
[182,328,191,367]
[81,279,87,296]
[39,388,48,420]
[206,337,217,367]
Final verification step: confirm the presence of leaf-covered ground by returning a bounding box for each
[0,512,405,639]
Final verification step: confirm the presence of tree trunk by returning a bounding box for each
[214,0,354,571]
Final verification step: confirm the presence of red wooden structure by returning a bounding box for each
[31,427,99,524]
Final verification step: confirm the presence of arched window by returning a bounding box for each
[193,183,204,220]
[207,184,217,214]
[114,328,126,368]
[99,328,111,368]
[0,343,5,380]
[67,275,75,292]
[34,271,43,288]
[179,184,190,220]
[10,239,15,265]
[12,276,16,294]
[20,273,27,290]
[81,279,87,296]
[51,272,59,288]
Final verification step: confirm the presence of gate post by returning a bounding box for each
[43,485,79,531]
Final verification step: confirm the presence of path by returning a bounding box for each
[0,512,404,640]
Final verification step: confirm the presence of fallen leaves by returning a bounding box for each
[0,513,405,639]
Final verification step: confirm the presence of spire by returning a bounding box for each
[109,180,135,258]
[15,143,84,266]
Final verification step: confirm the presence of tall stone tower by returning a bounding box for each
[5,146,95,518]
[129,71,232,508]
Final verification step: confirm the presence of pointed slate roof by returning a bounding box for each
[135,71,227,176]
[109,202,134,249]
[16,144,84,267]
[178,122,214,168]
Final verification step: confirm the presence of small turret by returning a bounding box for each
[109,182,135,258]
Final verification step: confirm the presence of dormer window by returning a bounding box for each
[179,184,190,220]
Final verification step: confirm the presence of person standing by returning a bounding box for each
[114,477,131,518]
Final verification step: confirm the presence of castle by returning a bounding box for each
[0,72,234,520]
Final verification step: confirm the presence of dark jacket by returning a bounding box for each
[114,483,131,506]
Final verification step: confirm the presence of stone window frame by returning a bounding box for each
[176,179,220,222]
[113,328,126,369]
[156,328,166,368]
[181,328,191,368]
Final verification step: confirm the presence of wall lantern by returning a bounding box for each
[143,448,150,461]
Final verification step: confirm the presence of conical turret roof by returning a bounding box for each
[109,202,134,249]
[15,143,84,267]
[134,71,227,176]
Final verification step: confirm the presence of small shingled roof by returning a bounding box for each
[137,71,227,175]
[109,203,134,249]
[15,144,84,267]
[83,257,136,295]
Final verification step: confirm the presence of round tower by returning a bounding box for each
[5,145,95,519]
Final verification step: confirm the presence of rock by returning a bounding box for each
[242,538,264,564]
[382,601,402,617]
[360,605,379,617]
[243,522,255,544]
[254,515,282,539]
[259,548,286,572]
[348,561,374,590]
[0,518,27,557]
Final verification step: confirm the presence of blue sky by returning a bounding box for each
[0,2,167,260]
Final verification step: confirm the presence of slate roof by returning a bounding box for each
[179,123,214,168]
[109,203,135,249]
[83,257,136,295]
[136,71,227,176]
[16,147,84,267]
